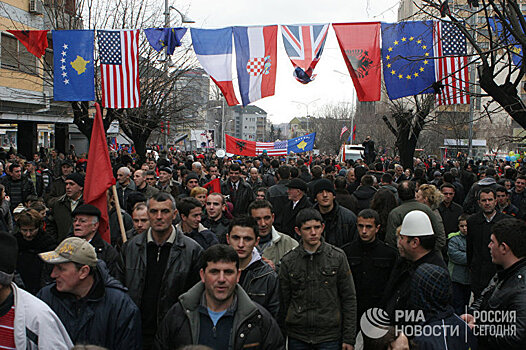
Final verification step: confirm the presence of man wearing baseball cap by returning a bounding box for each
[38,237,142,350]
[382,210,447,318]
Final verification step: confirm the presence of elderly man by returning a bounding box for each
[116,166,137,210]
[71,204,123,280]
[279,178,312,238]
[47,172,85,242]
[121,192,203,348]
[134,169,159,200]
[156,167,180,199]
[247,167,263,193]
[38,237,142,349]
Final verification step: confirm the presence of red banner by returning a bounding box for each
[332,23,381,102]
[225,134,256,156]
[7,30,48,58]
[203,178,221,194]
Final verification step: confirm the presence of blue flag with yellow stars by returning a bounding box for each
[53,30,95,101]
[288,132,316,153]
[144,28,187,55]
[489,17,522,67]
[381,21,436,100]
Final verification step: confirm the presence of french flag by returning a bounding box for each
[233,26,277,106]
[191,28,239,106]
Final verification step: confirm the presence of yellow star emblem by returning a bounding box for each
[386,55,390,60]
[398,74,403,79]
[391,70,396,75]
[414,72,419,77]
[425,52,429,57]
[419,67,425,72]
[406,75,411,80]
[424,60,429,65]
[394,40,399,45]
[417,39,422,44]
[402,37,406,42]
[388,47,393,52]
[422,45,427,50]
[387,63,391,68]
[409,36,414,41]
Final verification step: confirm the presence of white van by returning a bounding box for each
[338,145,365,162]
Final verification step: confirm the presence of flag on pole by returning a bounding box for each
[332,23,381,101]
[53,30,95,101]
[288,133,316,153]
[340,126,349,139]
[191,28,239,106]
[84,103,116,243]
[233,26,278,106]
[256,140,288,156]
[433,20,470,105]
[348,125,357,142]
[97,29,140,108]
[203,178,221,194]
[7,30,48,58]
[281,24,329,84]
[144,27,187,55]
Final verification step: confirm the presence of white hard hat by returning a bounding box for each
[400,210,434,237]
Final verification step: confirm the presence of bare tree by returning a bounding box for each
[310,103,354,154]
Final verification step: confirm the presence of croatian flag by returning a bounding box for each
[191,28,239,106]
[233,26,278,106]
[256,140,288,156]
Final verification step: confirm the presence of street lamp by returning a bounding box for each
[163,2,194,67]
[291,98,320,133]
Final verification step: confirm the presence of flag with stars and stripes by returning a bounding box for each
[433,20,470,105]
[256,140,288,156]
[97,29,140,108]
[53,30,95,101]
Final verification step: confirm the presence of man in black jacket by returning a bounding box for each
[220,163,255,217]
[202,192,230,243]
[154,244,284,350]
[279,178,312,238]
[462,218,526,349]
[1,163,35,211]
[226,216,279,318]
[38,237,142,350]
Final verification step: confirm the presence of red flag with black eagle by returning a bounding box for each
[7,30,48,58]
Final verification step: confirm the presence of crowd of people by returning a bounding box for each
[0,144,524,349]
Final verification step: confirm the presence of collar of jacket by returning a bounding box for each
[297,237,327,257]
[175,222,208,234]
[497,258,526,281]
[58,193,83,204]
[138,226,184,248]
[270,226,282,244]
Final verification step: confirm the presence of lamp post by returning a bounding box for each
[292,98,320,133]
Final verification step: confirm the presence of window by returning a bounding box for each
[0,33,37,74]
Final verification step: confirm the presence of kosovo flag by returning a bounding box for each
[381,21,436,100]
[53,30,95,101]
[144,28,187,55]
[288,132,316,153]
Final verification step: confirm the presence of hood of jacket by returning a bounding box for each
[352,185,377,199]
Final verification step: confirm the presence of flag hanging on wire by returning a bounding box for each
[340,126,349,138]
[256,140,288,156]
[7,30,48,58]
[433,20,470,105]
[281,24,329,84]
[97,29,140,108]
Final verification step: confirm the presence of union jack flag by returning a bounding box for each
[281,24,329,84]
[256,140,288,156]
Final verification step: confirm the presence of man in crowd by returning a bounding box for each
[127,202,150,239]
[278,178,312,238]
[438,183,464,236]
[462,218,526,348]
[154,244,284,349]
[134,169,159,199]
[24,161,44,197]
[496,185,519,217]
[121,192,203,348]
[385,180,446,252]
[226,216,280,318]
[1,163,35,211]
[38,237,142,349]
[267,165,291,225]
[247,167,263,193]
[343,209,397,321]
[249,199,298,270]
[176,197,218,250]
[47,173,84,242]
[510,175,526,218]
[467,188,510,298]
[202,192,230,243]
[145,170,158,188]
[383,210,446,318]
[46,159,74,206]
[191,161,208,186]
[116,166,137,210]
[351,174,377,213]
[178,172,200,198]
[0,232,73,349]
[156,167,180,199]
[312,178,357,249]
[279,208,357,349]
[220,163,255,217]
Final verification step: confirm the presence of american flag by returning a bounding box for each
[97,30,140,108]
[256,140,288,156]
[433,21,470,105]
[340,126,349,139]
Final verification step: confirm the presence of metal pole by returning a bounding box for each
[222,98,226,148]
[467,11,475,158]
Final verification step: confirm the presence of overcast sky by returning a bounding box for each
[176,0,401,124]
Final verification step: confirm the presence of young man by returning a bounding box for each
[202,192,230,243]
[220,163,255,217]
[226,216,280,318]
[343,209,397,321]
[127,203,150,239]
[176,197,218,250]
[447,213,471,314]
[279,208,357,350]
[248,199,298,269]
[496,185,519,217]
[154,245,284,349]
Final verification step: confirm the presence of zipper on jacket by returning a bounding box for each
[157,245,161,262]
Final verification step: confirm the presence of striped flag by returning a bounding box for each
[256,140,288,156]
[97,30,140,108]
[340,126,349,139]
[433,21,470,105]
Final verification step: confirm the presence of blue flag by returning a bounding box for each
[144,28,187,55]
[381,21,436,100]
[489,17,522,67]
[53,30,95,101]
[288,132,316,153]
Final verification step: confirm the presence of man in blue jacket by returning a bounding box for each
[38,237,142,350]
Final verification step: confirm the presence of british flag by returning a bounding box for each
[281,24,329,84]
[256,140,288,156]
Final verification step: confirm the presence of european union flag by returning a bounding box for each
[144,28,187,55]
[489,17,522,67]
[288,132,316,153]
[53,30,94,101]
[381,21,436,100]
